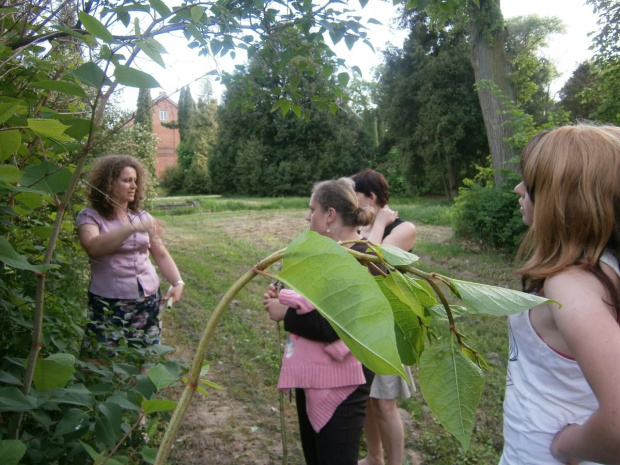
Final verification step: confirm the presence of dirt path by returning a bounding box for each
[163,212,454,464]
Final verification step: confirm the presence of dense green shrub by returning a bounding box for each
[452,167,526,251]
[160,163,211,195]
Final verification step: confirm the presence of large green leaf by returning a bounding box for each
[142,399,177,414]
[0,165,21,184]
[63,118,93,140]
[374,277,425,365]
[78,12,114,43]
[138,41,165,68]
[21,161,72,194]
[0,102,20,124]
[419,343,484,450]
[148,0,171,17]
[27,119,73,141]
[72,62,108,88]
[147,364,176,390]
[0,130,21,161]
[278,229,405,377]
[32,353,75,391]
[114,65,160,88]
[0,440,26,465]
[95,402,123,449]
[383,273,436,319]
[0,236,57,272]
[450,279,553,316]
[0,387,35,412]
[54,408,89,437]
[376,243,420,267]
[29,80,85,97]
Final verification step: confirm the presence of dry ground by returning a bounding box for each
[161,211,455,464]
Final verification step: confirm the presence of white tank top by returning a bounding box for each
[499,252,619,465]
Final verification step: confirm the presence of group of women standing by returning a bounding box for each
[78,122,620,465]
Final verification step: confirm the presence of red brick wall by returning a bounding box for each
[152,97,179,178]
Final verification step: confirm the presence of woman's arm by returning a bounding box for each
[546,269,620,464]
[149,222,184,303]
[366,206,416,251]
[78,218,150,257]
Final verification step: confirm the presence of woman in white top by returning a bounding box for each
[352,169,416,465]
[502,124,620,464]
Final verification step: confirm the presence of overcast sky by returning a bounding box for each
[115,0,600,109]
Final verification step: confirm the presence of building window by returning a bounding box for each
[159,110,168,121]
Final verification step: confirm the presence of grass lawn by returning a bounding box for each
[152,196,519,464]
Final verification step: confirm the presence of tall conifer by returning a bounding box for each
[135,88,153,131]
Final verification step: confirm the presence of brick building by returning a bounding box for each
[152,93,180,177]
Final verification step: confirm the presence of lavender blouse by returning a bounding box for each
[76,207,160,299]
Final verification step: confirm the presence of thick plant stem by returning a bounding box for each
[154,249,285,465]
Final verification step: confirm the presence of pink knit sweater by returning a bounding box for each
[277,289,367,432]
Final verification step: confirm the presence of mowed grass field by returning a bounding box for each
[152,197,521,465]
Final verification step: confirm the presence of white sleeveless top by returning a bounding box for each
[499,252,619,465]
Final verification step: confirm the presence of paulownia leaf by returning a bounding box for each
[0,130,20,161]
[147,364,176,390]
[78,12,114,43]
[419,342,484,450]
[27,119,73,141]
[72,62,108,88]
[278,229,405,377]
[383,273,436,319]
[142,399,177,414]
[95,402,122,449]
[148,0,171,17]
[21,161,72,194]
[0,439,26,465]
[29,80,85,97]
[138,40,165,68]
[32,353,75,391]
[141,447,158,464]
[376,243,420,267]
[0,387,35,412]
[54,408,89,437]
[450,279,554,316]
[114,65,160,88]
[374,277,425,365]
[0,102,20,124]
[0,236,57,272]
[0,165,21,184]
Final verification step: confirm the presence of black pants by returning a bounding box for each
[295,367,374,465]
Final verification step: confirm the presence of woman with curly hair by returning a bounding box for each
[76,154,184,350]
[501,125,620,464]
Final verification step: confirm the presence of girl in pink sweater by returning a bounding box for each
[263,177,380,465]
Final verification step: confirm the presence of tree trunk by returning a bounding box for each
[469,0,517,186]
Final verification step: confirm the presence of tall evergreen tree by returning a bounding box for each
[177,86,196,143]
[135,88,153,130]
[558,62,599,122]
[375,13,488,197]
[209,27,374,196]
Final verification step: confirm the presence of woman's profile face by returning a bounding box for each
[356,191,374,209]
[306,195,329,236]
[515,182,534,226]
[112,166,138,206]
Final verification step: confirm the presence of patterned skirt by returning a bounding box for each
[85,286,163,349]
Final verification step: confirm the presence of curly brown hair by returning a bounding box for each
[86,154,148,220]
